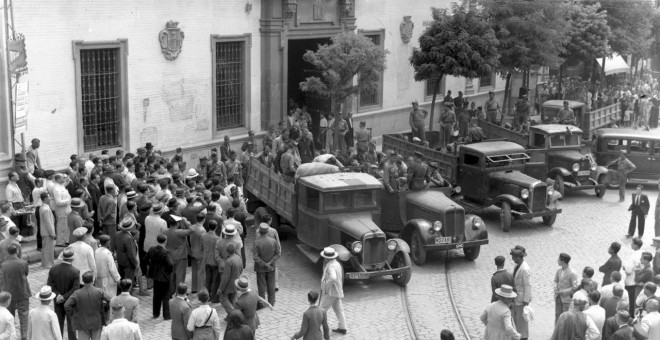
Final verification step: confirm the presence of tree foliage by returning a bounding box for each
[589,0,654,56]
[410,3,499,130]
[562,3,610,62]
[299,32,388,103]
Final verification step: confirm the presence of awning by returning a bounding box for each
[596,53,630,75]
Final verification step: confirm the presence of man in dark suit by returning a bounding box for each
[169,282,192,340]
[603,304,629,340]
[628,185,650,237]
[202,221,221,303]
[88,173,103,236]
[146,234,174,320]
[491,255,514,302]
[292,290,329,340]
[47,247,80,340]
[64,271,111,340]
[344,112,354,148]
[602,285,625,319]
[115,219,139,287]
[218,242,243,317]
[600,242,623,286]
[202,205,223,232]
[2,244,30,339]
[612,311,634,340]
[234,275,261,333]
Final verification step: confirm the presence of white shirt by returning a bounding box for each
[186,304,221,333]
[5,182,24,203]
[144,214,167,252]
[624,249,643,286]
[59,240,96,284]
[584,305,606,340]
[100,318,142,340]
[635,311,660,340]
[599,282,629,302]
[0,306,16,340]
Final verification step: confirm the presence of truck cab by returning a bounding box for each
[526,124,606,197]
[456,141,562,231]
[377,187,488,265]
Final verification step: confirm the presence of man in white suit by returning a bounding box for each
[320,247,346,335]
[634,298,660,339]
[480,284,521,340]
[511,246,531,340]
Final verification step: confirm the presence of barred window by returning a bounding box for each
[480,73,494,89]
[358,30,384,110]
[80,48,121,152]
[215,41,245,130]
[426,76,441,98]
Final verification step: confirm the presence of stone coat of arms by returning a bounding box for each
[400,16,414,44]
[159,21,184,61]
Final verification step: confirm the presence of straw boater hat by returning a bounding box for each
[61,247,74,262]
[36,286,56,301]
[70,198,85,209]
[223,225,237,236]
[186,169,199,179]
[320,247,338,259]
[152,204,164,214]
[495,285,517,299]
[235,275,249,292]
[119,219,134,231]
[126,191,137,199]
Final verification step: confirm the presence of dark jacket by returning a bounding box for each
[146,245,174,282]
[115,230,138,269]
[490,269,514,302]
[203,213,224,232]
[600,296,622,319]
[169,296,192,340]
[219,254,243,294]
[612,324,633,340]
[64,284,110,331]
[602,315,619,340]
[98,194,117,226]
[629,193,650,215]
[47,262,80,302]
[223,325,254,340]
[1,256,30,301]
[293,305,329,340]
[234,290,260,332]
[253,234,280,272]
[599,255,622,286]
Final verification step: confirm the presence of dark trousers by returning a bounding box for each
[256,270,276,306]
[628,209,646,237]
[205,265,221,303]
[55,302,77,340]
[220,291,236,316]
[170,259,187,297]
[626,285,637,316]
[9,298,28,339]
[35,206,42,250]
[102,223,116,251]
[152,279,171,319]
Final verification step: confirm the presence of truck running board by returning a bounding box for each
[296,243,322,264]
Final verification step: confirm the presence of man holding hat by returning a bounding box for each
[480,284,521,339]
[27,285,61,340]
[47,247,79,340]
[253,222,281,306]
[409,100,428,143]
[407,151,430,191]
[628,185,650,238]
[320,247,347,335]
[60,228,96,286]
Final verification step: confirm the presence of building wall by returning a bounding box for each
[13,0,262,170]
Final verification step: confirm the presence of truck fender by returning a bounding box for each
[386,238,410,263]
[399,219,434,246]
[464,214,489,242]
[491,194,525,209]
[547,167,572,179]
[327,244,352,263]
[594,166,609,182]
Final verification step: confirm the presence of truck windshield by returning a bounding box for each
[353,190,378,209]
[550,134,580,147]
[324,192,349,211]
[485,153,529,168]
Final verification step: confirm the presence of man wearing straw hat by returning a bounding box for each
[47,247,79,340]
[480,284,521,340]
[27,285,61,340]
[319,247,347,335]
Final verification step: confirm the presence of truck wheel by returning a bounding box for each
[410,230,427,266]
[500,202,512,232]
[463,245,481,261]
[542,213,557,226]
[553,175,565,199]
[595,176,607,198]
[391,251,412,287]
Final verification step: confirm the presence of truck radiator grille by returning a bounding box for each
[531,186,547,213]
[362,237,386,266]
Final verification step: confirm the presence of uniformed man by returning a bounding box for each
[409,100,428,143]
[468,118,485,143]
[607,150,637,202]
[484,91,501,124]
[439,102,456,149]
[382,150,403,193]
[428,162,450,188]
[407,152,430,191]
[515,95,530,130]
[195,156,209,183]
[557,101,576,125]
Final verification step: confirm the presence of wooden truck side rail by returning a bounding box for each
[382,134,459,183]
[477,119,528,147]
[245,158,297,224]
[583,102,619,137]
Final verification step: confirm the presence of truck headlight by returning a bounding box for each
[351,241,363,253]
[521,189,529,199]
[590,163,597,171]
[387,240,398,251]
[454,186,462,194]
[432,221,442,233]
[548,187,554,196]
[572,163,580,172]
[472,217,484,230]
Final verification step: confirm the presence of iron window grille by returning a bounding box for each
[215,41,245,130]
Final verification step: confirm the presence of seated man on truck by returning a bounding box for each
[407,151,431,191]
[427,162,451,189]
[556,101,576,125]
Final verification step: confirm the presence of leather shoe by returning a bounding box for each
[332,328,347,335]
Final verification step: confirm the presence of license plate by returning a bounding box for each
[435,237,452,244]
[347,272,370,280]
[577,170,590,176]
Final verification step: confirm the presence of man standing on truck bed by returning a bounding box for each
[409,100,428,143]
[439,101,456,149]
[407,152,430,191]
[383,151,403,193]
[485,91,501,124]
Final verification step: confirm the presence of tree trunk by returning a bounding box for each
[428,76,441,132]
[502,72,512,125]
[558,64,564,98]
[333,98,342,152]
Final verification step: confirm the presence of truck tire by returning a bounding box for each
[463,245,480,261]
[553,174,565,199]
[391,251,412,287]
[542,213,557,226]
[606,171,621,189]
[500,202,512,232]
[410,230,427,266]
[595,175,607,198]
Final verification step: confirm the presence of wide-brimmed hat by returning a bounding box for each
[320,247,338,259]
[145,142,154,150]
[119,218,134,230]
[36,286,56,301]
[495,285,517,299]
[186,169,199,179]
[70,198,85,209]
[235,276,249,291]
[223,225,237,236]
[62,247,74,261]
[126,191,137,199]
[152,204,164,214]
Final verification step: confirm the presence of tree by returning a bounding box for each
[410,3,499,131]
[560,3,610,87]
[300,32,387,150]
[481,0,570,117]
